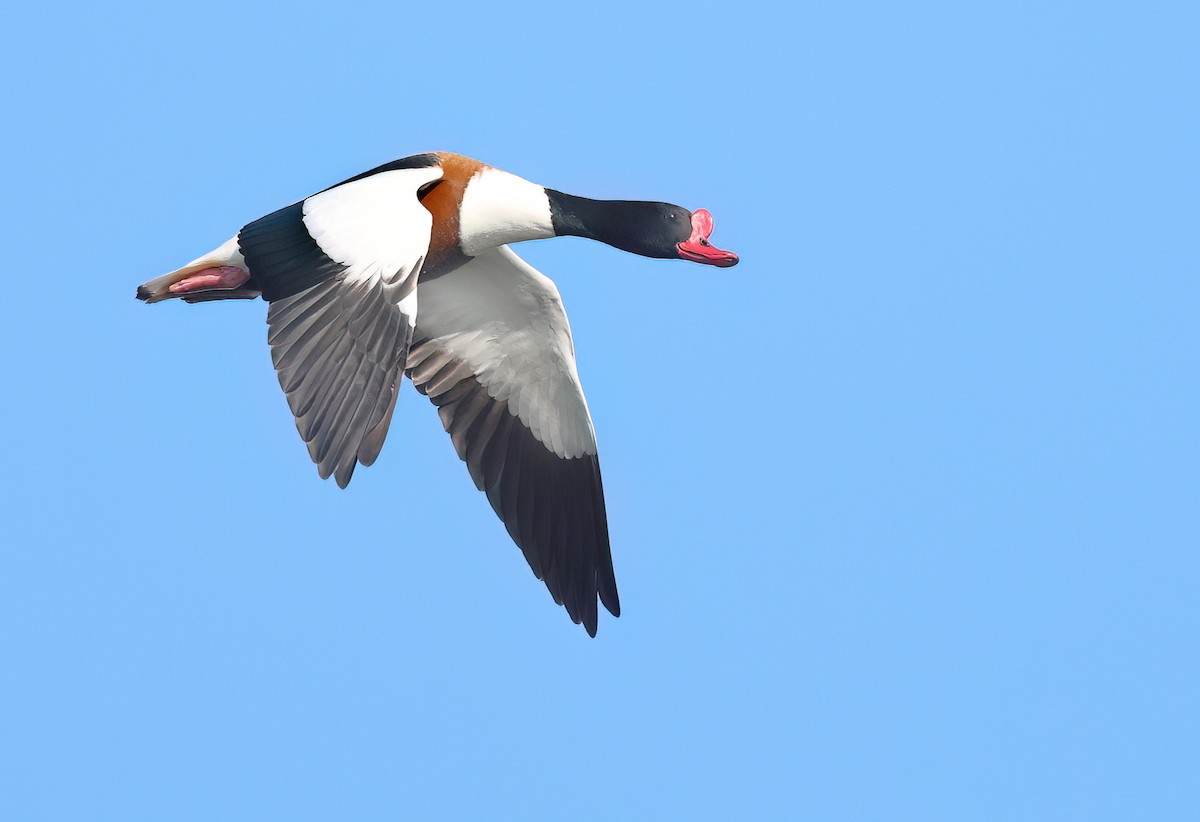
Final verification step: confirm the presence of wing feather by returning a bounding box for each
[239,162,442,486]
[409,246,619,635]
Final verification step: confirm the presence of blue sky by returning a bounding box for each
[1,1,1196,819]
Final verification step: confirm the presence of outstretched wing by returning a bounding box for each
[238,160,443,487]
[407,246,619,635]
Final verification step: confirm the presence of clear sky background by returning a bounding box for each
[1,2,1196,819]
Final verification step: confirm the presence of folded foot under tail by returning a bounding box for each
[136,237,260,304]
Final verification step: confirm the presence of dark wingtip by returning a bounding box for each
[136,285,153,302]
[599,565,620,617]
[603,593,621,619]
[584,617,598,638]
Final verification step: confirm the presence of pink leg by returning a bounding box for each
[169,265,251,294]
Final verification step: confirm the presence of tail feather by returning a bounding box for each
[136,236,256,304]
[136,263,210,303]
[179,286,262,304]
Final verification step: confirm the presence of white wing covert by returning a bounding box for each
[407,246,619,635]
[237,161,443,487]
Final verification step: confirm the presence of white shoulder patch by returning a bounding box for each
[302,166,442,293]
[458,168,555,257]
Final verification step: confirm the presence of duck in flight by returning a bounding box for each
[136,152,738,635]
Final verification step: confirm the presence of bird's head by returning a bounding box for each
[546,191,739,267]
[597,201,738,266]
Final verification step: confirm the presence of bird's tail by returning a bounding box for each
[136,236,259,304]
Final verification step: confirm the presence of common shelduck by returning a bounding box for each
[136,152,738,635]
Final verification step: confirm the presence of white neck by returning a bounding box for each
[457,168,556,256]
